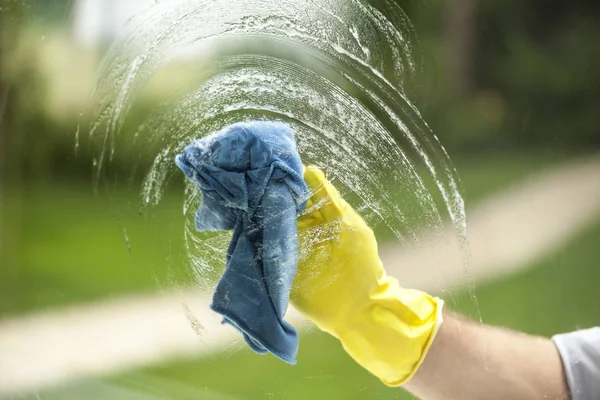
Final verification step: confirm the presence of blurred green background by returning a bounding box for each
[1,0,599,399]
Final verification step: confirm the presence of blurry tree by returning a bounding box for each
[1,0,599,184]
[1,0,34,182]
[1,0,35,313]
[444,0,476,96]
[399,0,600,153]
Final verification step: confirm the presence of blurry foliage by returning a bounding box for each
[0,0,599,181]
[403,0,600,153]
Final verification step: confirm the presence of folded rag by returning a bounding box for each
[175,121,309,363]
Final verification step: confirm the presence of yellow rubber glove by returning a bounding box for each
[291,166,444,386]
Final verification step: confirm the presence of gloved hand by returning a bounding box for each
[291,166,444,386]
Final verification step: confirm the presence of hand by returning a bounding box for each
[291,166,443,386]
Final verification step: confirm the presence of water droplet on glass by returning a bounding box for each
[74,125,80,156]
[122,228,132,252]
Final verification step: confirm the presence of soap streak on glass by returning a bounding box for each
[123,227,132,252]
[86,0,476,325]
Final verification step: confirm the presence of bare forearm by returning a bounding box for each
[404,311,570,400]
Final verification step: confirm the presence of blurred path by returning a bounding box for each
[2,155,600,396]
[384,154,600,292]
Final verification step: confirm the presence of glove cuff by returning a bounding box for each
[390,296,444,386]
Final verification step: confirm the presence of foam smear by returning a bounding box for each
[88,0,475,307]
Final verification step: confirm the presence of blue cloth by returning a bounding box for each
[175,121,308,363]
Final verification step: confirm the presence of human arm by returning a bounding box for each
[405,310,570,400]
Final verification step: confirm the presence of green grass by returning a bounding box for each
[0,152,564,317]
[0,182,187,316]
[35,216,600,400]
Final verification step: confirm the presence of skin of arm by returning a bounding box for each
[404,310,571,400]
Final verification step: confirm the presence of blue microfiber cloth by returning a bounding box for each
[175,121,308,363]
